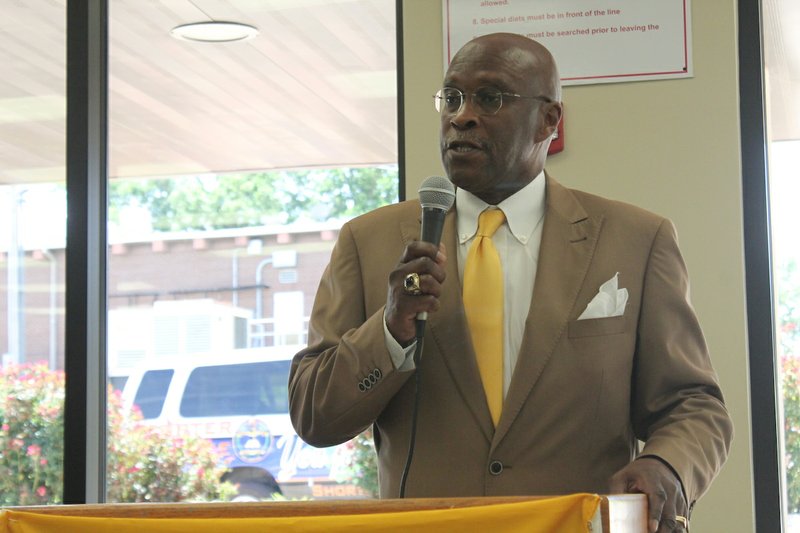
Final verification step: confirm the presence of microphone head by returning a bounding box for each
[418,176,456,212]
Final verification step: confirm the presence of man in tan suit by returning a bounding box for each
[289,33,732,532]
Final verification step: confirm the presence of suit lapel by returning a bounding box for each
[400,207,495,442]
[493,176,604,445]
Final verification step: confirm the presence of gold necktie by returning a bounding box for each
[463,208,506,426]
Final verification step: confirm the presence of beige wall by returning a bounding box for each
[401,1,755,531]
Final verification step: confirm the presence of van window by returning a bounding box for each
[134,369,174,419]
[179,361,291,418]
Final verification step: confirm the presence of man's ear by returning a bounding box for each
[536,101,563,142]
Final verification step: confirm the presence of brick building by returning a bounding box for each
[0,220,343,379]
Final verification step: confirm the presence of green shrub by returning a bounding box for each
[0,363,235,504]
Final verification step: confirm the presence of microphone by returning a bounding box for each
[416,176,456,323]
[399,177,455,498]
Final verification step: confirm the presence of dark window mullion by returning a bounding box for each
[64,0,108,504]
[739,0,783,530]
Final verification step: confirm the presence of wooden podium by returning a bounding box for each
[0,494,647,532]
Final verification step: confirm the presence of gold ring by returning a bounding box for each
[675,516,689,530]
[403,273,422,295]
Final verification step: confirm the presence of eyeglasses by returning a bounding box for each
[433,87,553,116]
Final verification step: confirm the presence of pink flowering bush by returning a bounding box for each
[779,259,800,512]
[783,356,800,513]
[106,388,235,502]
[0,363,234,505]
[0,363,63,505]
[333,428,378,498]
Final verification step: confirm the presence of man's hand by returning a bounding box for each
[385,241,447,344]
[609,457,688,532]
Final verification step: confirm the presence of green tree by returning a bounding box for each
[109,166,399,232]
[778,259,800,355]
[276,167,399,223]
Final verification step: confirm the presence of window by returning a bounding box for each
[1,0,399,505]
[746,0,800,528]
[0,1,66,506]
[180,361,290,418]
[133,369,174,419]
[105,1,398,502]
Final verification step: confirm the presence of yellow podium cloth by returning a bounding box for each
[0,493,601,533]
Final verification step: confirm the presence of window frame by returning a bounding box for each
[62,0,406,503]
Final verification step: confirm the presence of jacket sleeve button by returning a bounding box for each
[489,461,503,475]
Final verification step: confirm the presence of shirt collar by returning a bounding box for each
[456,170,547,245]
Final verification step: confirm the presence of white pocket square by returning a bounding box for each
[578,272,628,320]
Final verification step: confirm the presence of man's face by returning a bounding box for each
[439,39,549,204]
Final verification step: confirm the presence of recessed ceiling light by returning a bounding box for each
[170,21,259,43]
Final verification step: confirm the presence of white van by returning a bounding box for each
[121,345,356,500]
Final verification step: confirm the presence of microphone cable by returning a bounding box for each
[398,318,426,498]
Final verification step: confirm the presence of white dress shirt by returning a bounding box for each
[386,171,547,396]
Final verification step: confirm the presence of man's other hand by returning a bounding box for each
[609,457,688,532]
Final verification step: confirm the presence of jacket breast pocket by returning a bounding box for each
[567,315,627,338]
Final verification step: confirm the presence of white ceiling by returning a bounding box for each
[0,1,796,187]
[764,0,800,143]
[0,0,397,185]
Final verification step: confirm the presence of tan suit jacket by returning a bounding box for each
[289,175,732,511]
